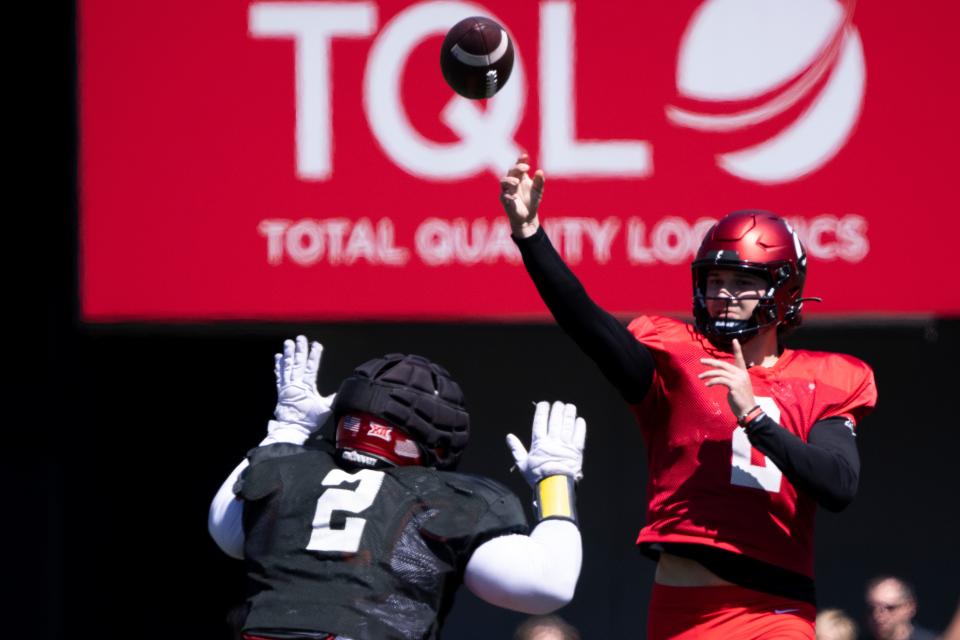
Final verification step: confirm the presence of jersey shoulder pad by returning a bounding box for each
[237,443,313,501]
[791,349,875,388]
[247,442,307,466]
[439,472,529,543]
[442,472,517,504]
[792,350,877,425]
[628,314,693,351]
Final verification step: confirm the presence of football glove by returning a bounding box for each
[506,401,586,486]
[265,335,335,444]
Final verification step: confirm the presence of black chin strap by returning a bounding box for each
[701,295,770,347]
[704,321,759,350]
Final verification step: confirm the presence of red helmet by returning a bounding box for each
[692,210,809,346]
[335,412,424,468]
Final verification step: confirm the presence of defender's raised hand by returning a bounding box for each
[500,153,545,238]
[507,401,587,486]
[273,335,335,432]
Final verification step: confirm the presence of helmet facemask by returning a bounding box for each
[691,210,812,350]
[693,267,782,348]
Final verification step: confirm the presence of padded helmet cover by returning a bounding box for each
[332,354,470,469]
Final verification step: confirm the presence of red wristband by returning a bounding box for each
[737,405,764,427]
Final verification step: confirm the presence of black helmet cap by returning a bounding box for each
[332,354,470,470]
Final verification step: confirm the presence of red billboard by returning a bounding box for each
[79,0,960,320]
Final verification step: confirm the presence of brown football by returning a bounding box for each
[439,16,515,100]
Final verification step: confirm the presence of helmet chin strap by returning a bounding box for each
[702,295,777,349]
[704,318,760,349]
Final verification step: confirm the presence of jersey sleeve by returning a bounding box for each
[513,228,656,404]
[236,443,306,501]
[432,474,529,556]
[626,315,675,405]
[817,356,878,427]
[626,315,666,351]
[473,479,530,546]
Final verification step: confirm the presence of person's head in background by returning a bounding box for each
[513,614,580,640]
[816,608,858,640]
[865,576,920,640]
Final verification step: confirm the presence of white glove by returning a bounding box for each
[506,401,586,486]
[264,335,335,445]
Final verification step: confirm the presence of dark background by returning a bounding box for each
[24,2,958,638]
[35,320,959,639]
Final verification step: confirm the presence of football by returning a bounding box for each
[439,16,515,100]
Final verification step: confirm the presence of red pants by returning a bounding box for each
[647,583,816,640]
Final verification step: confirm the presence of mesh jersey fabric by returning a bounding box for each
[236,443,528,640]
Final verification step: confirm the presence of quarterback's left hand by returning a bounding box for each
[506,401,587,487]
[272,335,336,432]
[698,338,758,419]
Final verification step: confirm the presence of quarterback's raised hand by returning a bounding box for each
[507,401,587,486]
[268,336,336,443]
[500,152,545,239]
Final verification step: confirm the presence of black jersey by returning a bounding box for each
[235,441,529,640]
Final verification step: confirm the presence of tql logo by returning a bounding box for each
[666,0,865,184]
[252,0,865,185]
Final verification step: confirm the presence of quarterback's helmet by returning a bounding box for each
[332,354,469,470]
[692,210,810,346]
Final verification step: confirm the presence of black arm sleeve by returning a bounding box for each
[745,415,860,512]
[513,227,656,404]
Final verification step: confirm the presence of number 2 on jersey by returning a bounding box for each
[307,468,385,553]
[730,396,783,493]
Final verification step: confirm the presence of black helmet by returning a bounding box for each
[332,354,470,470]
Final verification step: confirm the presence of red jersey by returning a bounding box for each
[628,315,877,577]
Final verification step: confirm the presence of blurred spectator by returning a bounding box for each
[514,614,581,640]
[865,576,937,640]
[816,608,858,640]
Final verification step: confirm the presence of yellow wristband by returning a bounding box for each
[536,475,577,523]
